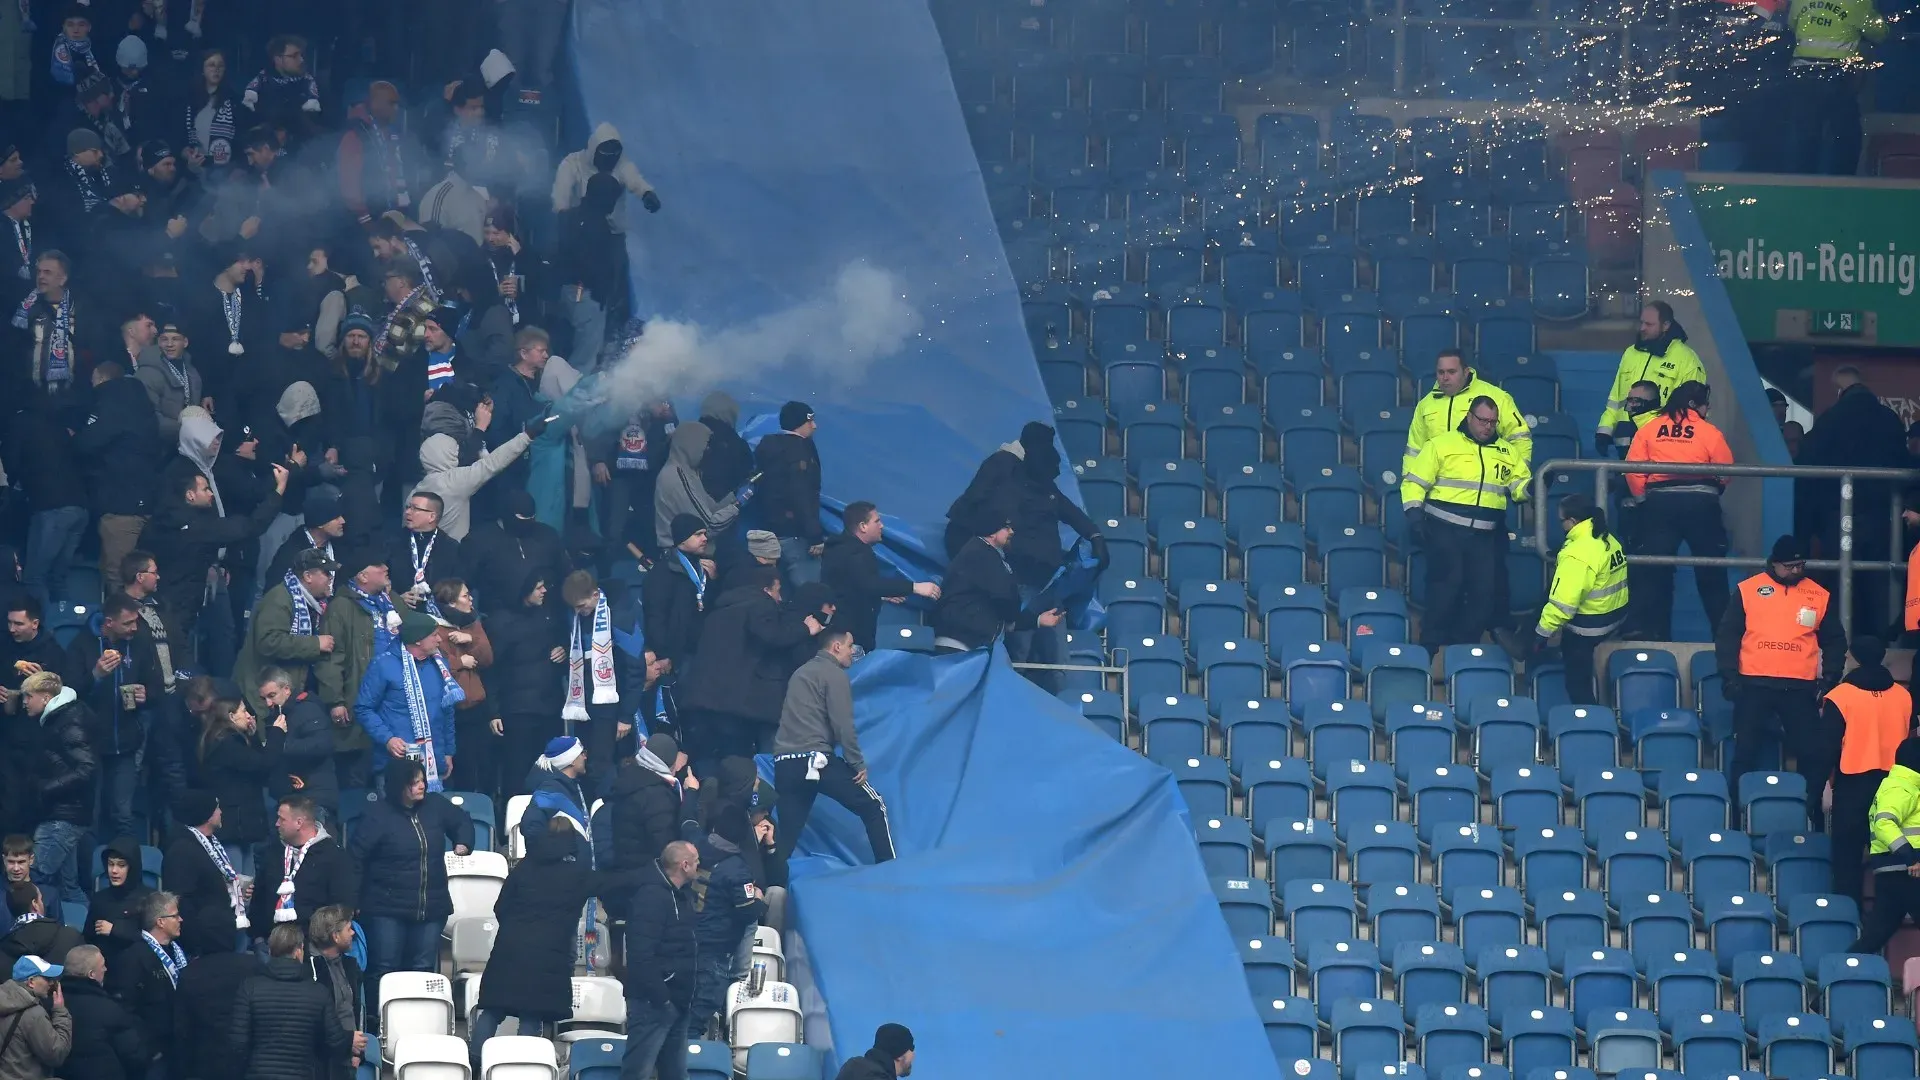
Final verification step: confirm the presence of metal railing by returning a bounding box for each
[1011,661,1130,716]
[1529,458,1920,632]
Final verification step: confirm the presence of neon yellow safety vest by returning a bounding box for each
[1789,0,1887,61]
[1595,339,1707,435]
[1401,429,1531,530]
[1537,518,1629,636]
[1404,372,1532,478]
[1869,763,1920,856]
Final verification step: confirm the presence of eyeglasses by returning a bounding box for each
[405,504,435,514]
[157,912,181,921]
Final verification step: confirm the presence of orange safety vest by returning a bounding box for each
[1828,681,1913,775]
[1735,572,1830,681]
[1906,537,1920,632]
[1623,409,1734,497]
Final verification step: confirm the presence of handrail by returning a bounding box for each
[1528,457,1920,632]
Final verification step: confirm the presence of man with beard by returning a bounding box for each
[138,142,205,227]
[1593,301,1706,453]
[12,251,98,405]
[133,317,207,447]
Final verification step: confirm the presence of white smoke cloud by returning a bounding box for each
[591,261,922,411]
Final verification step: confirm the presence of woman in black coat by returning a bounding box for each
[599,739,690,917]
[466,818,606,1057]
[481,571,566,795]
[83,836,154,962]
[349,761,475,1020]
[198,698,284,863]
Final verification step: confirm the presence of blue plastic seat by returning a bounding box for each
[1362,646,1433,721]
[1306,938,1382,1022]
[1309,706,1378,784]
[1195,405,1261,479]
[1102,575,1168,642]
[1348,820,1419,886]
[1284,878,1358,945]
[1454,888,1526,959]
[1502,1006,1576,1076]
[1409,765,1479,845]
[1758,1014,1832,1080]
[1658,768,1730,852]
[1059,688,1127,743]
[1675,1011,1748,1076]
[1467,696,1541,774]
[1819,953,1891,1018]
[1766,834,1827,907]
[1387,940,1464,1020]
[1477,945,1550,1032]
[1631,708,1703,781]
[1788,894,1860,974]
[1608,648,1680,714]
[1739,771,1809,836]
[1241,754,1312,834]
[1574,767,1646,847]
[1245,302,1307,356]
[1198,638,1267,707]
[1444,646,1514,706]
[1417,1003,1490,1076]
[1139,693,1210,761]
[1598,829,1670,914]
[1219,464,1285,537]
[1295,467,1365,535]
[1687,832,1756,917]
[1546,705,1618,785]
[1119,401,1186,470]
[1733,951,1807,1034]
[1320,530,1388,597]
[1283,643,1351,721]
[1433,825,1505,898]
[1513,827,1587,908]
[1648,950,1720,1032]
[1490,767,1559,832]
[1844,1014,1918,1076]
[1257,997,1320,1064]
[1332,998,1404,1080]
[1103,348,1170,415]
[1531,255,1591,321]
[1564,947,1637,1022]
[1179,579,1250,652]
[1588,1008,1663,1074]
[1157,515,1228,584]
[1369,882,1440,955]
[1239,936,1295,999]
[1197,814,1255,877]
[1212,876,1275,941]
[1328,753,1405,837]
[1168,755,1232,817]
[743,1043,825,1080]
[1535,888,1608,972]
[1244,523,1309,586]
[1117,634,1186,707]
[1267,819,1338,884]
[1705,892,1774,975]
[573,1037,627,1080]
[1620,892,1692,974]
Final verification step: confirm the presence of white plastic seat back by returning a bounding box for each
[460,972,483,1021]
[752,925,782,956]
[448,916,498,972]
[446,851,510,921]
[503,796,531,861]
[391,1032,471,1080]
[478,1034,556,1080]
[557,975,626,1042]
[750,943,786,983]
[380,972,455,1062]
[727,978,802,1066]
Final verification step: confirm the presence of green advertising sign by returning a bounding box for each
[1687,178,1920,347]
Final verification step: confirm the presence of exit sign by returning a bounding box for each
[1811,310,1865,336]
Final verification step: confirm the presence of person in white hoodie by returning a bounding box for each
[551,123,659,228]
[412,404,547,540]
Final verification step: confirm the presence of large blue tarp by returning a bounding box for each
[569,0,1064,563]
[768,649,1281,1080]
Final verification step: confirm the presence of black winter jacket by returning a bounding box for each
[175,951,266,1080]
[198,728,279,848]
[245,836,357,942]
[754,431,822,541]
[348,793,475,921]
[230,956,353,1080]
[835,1047,901,1080]
[819,532,914,652]
[35,690,98,827]
[475,828,605,1021]
[932,537,1031,652]
[621,860,698,1007]
[680,583,814,726]
[266,693,341,810]
[642,555,705,669]
[692,832,766,954]
[0,918,82,974]
[139,488,284,621]
[461,516,570,615]
[943,438,1097,588]
[68,623,164,759]
[71,374,164,517]
[603,762,693,892]
[85,836,154,961]
[483,600,565,717]
[3,400,88,512]
[104,934,176,1062]
[386,529,464,598]
[162,826,241,957]
[61,974,147,1080]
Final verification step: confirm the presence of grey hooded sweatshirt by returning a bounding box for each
[653,421,740,549]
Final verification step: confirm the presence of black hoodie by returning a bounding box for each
[943,422,1098,589]
[84,835,154,960]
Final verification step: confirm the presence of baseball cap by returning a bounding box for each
[11,955,61,981]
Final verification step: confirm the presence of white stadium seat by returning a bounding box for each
[380,972,456,1063]
[446,851,510,924]
[558,976,626,1042]
[391,1032,471,1080]
[479,1034,557,1080]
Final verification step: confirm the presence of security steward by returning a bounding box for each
[1782,0,1886,175]
[1717,535,1848,829]
[1594,301,1706,453]
[1403,395,1531,649]
[1847,736,1920,955]
[1404,348,1531,478]
[1623,380,1733,641]
[1822,635,1912,902]
[1496,495,1627,706]
[1607,379,1663,457]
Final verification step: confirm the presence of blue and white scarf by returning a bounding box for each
[64,157,112,213]
[400,653,442,791]
[675,551,707,612]
[403,237,438,299]
[185,824,247,928]
[563,593,616,722]
[284,570,323,636]
[142,930,187,988]
[8,911,41,932]
[347,584,400,652]
[489,252,518,325]
[12,290,73,387]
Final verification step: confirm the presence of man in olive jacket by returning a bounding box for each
[233,549,339,713]
[313,551,394,792]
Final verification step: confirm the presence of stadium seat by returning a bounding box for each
[1285,879,1358,946]
[1587,1009,1662,1074]
[1434,825,1506,897]
[1332,999,1404,1080]
[1758,1014,1832,1079]
[1385,703,1454,780]
[1158,515,1228,584]
[1706,892,1775,974]
[1198,640,1268,708]
[1307,938,1382,1022]
[742,1043,824,1080]
[1396,941,1469,1018]
[1789,895,1860,973]
[1546,705,1617,784]
[1369,882,1440,955]
[1117,635,1185,707]
[571,1038,626,1080]
[1348,820,1420,886]
[1258,997,1320,1063]
[1417,1003,1490,1075]
[1284,645,1352,721]
[1598,830,1671,914]
[1503,1006,1576,1076]
[1410,765,1480,844]
[1467,696,1541,774]
[380,973,456,1063]
[445,792,496,852]
[1444,646,1514,705]
[1535,889,1609,972]
[1219,465,1285,537]
[1608,648,1680,713]
[1514,829,1588,908]
[1245,762,1314,838]
[1675,1011,1748,1075]
[1169,755,1232,817]
[1631,708,1703,781]
[1322,533,1389,598]
[1739,772,1808,836]
[1326,758,1396,838]
[1844,1015,1918,1076]
[1575,767,1646,846]
[1212,877,1275,941]
[1648,950,1720,1032]
[1733,951,1807,1034]
[1454,890,1526,959]
[391,1032,469,1078]
[1239,936,1296,1000]
[1658,769,1730,851]
[446,851,509,924]
[1103,576,1169,641]
[1819,952,1891,1018]
[481,1035,557,1079]
[1564,948,1637,1023]
[1687,833,1756,917]
[1619,892,1691,973]
[1490,767,1559,832]
[1362,645,1433,720]
[1245,525,1310,588]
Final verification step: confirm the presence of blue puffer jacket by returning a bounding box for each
[347,776,476,921]
[353,650,458,777]
[693,834,765,954]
